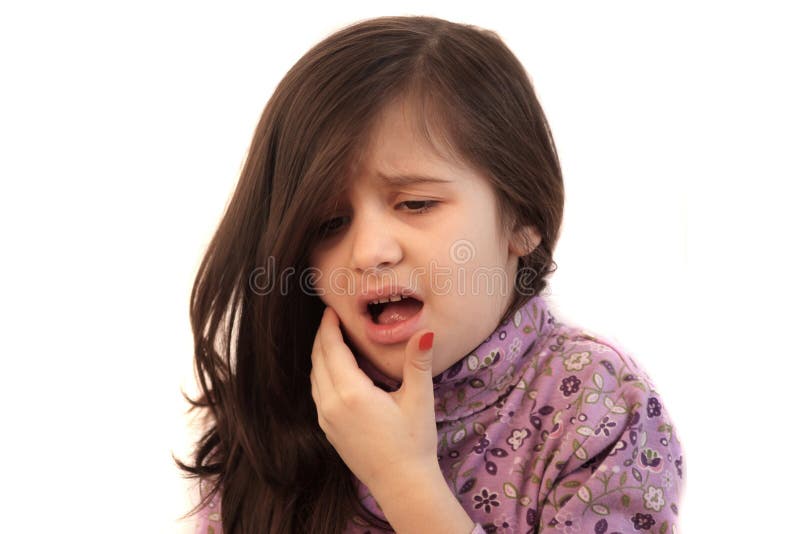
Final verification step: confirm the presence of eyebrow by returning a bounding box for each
[376,171,454,187]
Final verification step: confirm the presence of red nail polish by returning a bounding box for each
[419,332,434,351]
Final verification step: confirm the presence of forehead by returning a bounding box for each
[344,97,470,191]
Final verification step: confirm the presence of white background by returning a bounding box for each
[2,1,797,532]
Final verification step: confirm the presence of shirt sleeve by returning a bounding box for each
[533,347,684,533]
[195,494,485,534]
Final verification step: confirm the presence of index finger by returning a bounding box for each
[318,306,373,391]
[310,310,334,397]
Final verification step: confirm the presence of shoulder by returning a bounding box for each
[527,318,683,482]
[534,321,667,412]
[512,314,685,532]
[193,480,223,534]
[525,323,685,531]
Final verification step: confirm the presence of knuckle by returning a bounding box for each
[318,399,337,418]
[316,415,328,432]
[338,388,364,408]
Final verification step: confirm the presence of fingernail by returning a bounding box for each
[419,332,434,351]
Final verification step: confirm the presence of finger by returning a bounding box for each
[310,372,334,442]
[310,370,319,406]
[396,330,435,409]
[310,371,326,428]
[318,306,372,391]
[310,308,336,399]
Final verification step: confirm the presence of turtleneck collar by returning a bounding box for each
[431,294,555,423]
[354,294,555,423]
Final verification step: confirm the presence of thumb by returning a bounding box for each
[398,330,435,404]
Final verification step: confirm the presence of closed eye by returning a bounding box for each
[397,200,439,213]
[317,215,350,236]
[317,200,439,238]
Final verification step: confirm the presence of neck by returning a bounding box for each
[431,294,554,422]
[356,294,555,422]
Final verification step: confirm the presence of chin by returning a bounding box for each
[376,361,404,382]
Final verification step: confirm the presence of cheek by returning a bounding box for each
[306,262,333,308]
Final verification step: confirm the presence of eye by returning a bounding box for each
[317,215,350,237]
[316,201,438,239]
[398,200,439,213]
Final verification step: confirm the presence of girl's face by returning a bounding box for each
[308,98,539,381]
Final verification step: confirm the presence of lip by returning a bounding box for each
[362,304,425,345]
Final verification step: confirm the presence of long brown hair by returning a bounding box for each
[177,15,564,533]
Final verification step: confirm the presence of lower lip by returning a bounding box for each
[363,305,425,345]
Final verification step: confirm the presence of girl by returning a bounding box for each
[180,15,684,534]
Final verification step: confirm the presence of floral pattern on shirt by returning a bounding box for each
[347,295,684,533]
[193,479,221,534]
[194,295,684,534]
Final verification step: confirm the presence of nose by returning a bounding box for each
[349,210,403,273]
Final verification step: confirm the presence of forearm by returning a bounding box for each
[370,467,476,534]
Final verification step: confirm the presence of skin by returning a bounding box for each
[308,98,541,532]
[310,310,474,533]
[308,97,540,381]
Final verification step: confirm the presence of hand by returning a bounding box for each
[309,306,438,493]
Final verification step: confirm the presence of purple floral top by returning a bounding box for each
[195,295,684,533]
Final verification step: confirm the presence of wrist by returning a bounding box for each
[370,465,474,534]
[368,460,442,504]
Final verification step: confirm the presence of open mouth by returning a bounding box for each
[367,295,424,325]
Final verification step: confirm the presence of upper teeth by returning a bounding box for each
[369,295,407,305]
